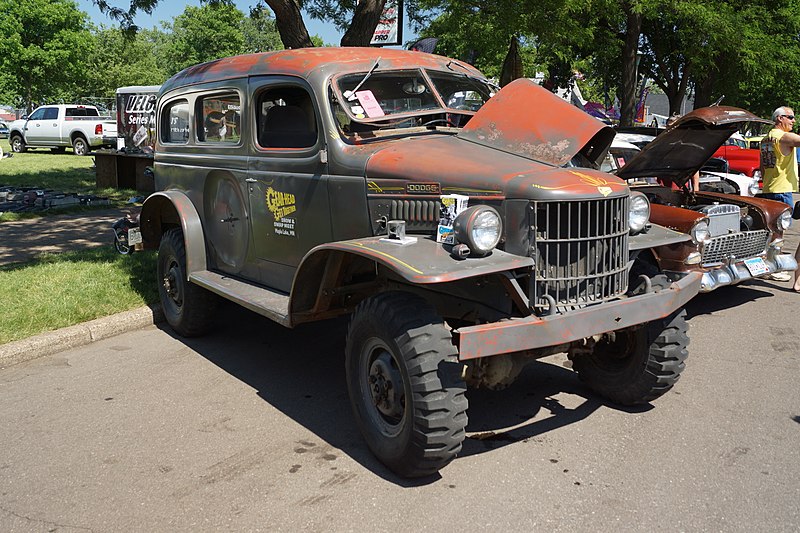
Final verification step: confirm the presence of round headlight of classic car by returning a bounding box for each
[778,208,792,231]
[628,191,650,233]
[453,205,503,255]
[691,219,712,244]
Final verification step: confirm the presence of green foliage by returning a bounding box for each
[85,26,170,99]
[160,3,246,76]
[0,0,95,111]
[242,3,284,53]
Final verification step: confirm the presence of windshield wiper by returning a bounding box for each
[344,57,381,101]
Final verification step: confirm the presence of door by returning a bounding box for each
[246,77,331,292]
[24,107,59,144]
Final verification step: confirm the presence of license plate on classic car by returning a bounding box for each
[128,227,142,245]
[744,257,769,276]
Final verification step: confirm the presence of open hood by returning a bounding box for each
[615,106,770,186]
[457,78,615,167]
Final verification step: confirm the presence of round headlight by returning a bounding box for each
[691,219,712,244]
[628,191,650,233]
[778,208,792,231]
[453,205,502,255]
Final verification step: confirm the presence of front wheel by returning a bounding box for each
[113,232,133,255]
[157,228,219,337]
[10,135,25,153]
[72,136,89,156]
[345,292,468,477]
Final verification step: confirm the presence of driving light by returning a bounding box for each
[691,219,712,244]
[778,209,792,231]
[628,191,650,233]
[453,205,502,255]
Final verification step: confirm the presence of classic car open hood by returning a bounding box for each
[615,106,770,186]
[456,78,615,167]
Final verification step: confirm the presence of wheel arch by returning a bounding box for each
[140,190,208,277]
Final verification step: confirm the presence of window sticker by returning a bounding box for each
[355,90,385,118]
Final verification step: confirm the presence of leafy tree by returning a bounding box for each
[160,3,247,76]
[84,26,169,99]
[243,2,285,52]
[0,0,95,111]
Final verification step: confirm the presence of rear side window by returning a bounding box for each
[256,87,317,149]
[43,108,59,120]
[162,100,190,143]
[65,107,98,117]
[197,93,241,144]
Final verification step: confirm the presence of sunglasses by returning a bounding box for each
[782,115,796,120]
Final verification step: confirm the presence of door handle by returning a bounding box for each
[220,216,240,223]
[245,178,257,183]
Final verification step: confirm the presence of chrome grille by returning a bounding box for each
[389,199,439,230]
[701,230,770,265]
[530,197,629,312]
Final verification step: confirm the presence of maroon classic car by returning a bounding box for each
[615,106,796,292]
[139,48,700,477]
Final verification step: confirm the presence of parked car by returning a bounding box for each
[0,121,9,139]
[613,133,760,196]
[8,104,116,155]
[712,131,762,179]
[138,48,700,477]
[614,106,796,293]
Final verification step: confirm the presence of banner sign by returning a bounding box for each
[370,0,403,46]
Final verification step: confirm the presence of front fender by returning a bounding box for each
[297,236,534,286]
[140,190,207,276]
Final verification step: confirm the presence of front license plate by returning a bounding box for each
[128,227,142,245]
[744,257,769,276]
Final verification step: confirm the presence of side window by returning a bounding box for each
[28,108,45,120]
[256,87,317,149]
[162,100,190,143]
[197,93,241,144]
[43,108,59,120]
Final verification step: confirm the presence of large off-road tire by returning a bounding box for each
[569,276,689,405]
[72,136,89,156]
[10,135,26,153]
[345,292,468,477]
[157,227,218,337]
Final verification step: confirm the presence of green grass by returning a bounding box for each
[0,247,158,344]
[0,138,139,222]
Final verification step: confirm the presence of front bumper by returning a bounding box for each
[454,272,701,360]
[693,253,797,292]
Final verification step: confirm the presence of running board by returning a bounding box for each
[189,270,291,327]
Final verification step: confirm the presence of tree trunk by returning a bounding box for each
[341,0,387,47]
[619,4,641,127]
[265,0,314,49]
[692,70,715,109]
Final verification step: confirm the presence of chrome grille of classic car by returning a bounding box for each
[701,230,770,266]
[530,197,629,312]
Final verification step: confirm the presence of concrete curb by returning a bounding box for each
[0,304,164,369]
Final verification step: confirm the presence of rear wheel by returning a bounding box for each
[345,292,468,477]
[569,276,689,405]
[157,228,218,337]
[72,136,89,156]
[10,135,25,153]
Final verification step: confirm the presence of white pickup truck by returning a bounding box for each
[8,104,117,156]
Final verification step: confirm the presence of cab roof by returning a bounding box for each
[160,48,484,95]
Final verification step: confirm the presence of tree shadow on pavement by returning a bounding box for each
[163,302,656,486]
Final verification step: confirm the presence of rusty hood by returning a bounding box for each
[455,78,615,167]
[615,106,770,186]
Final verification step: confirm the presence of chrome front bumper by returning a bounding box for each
[693,253,797,292]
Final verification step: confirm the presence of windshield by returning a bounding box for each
[332,68,495,135]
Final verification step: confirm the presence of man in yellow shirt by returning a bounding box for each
[759,106,800,285]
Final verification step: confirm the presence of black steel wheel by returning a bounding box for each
[72,136,89,156]
[569,276,689,405]
[10,135,26,153]
[345,292,468,477]
[157,227,218,337]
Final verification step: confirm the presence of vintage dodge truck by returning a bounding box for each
[8,104,116,155]
[139,48,700,477]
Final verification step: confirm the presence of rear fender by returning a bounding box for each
[140,190,207,276]
[290,236,534,318]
